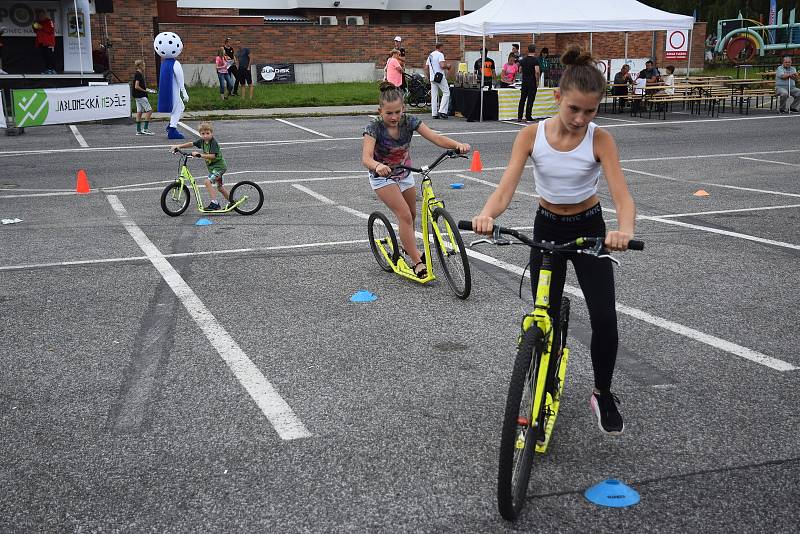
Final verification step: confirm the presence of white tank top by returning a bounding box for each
[530,119,601,204]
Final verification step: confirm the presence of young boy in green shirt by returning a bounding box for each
[171,121,230,210]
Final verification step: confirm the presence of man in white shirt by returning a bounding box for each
[424,43,451,119]
[775,56,800,113]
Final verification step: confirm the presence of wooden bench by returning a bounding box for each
[642,92,725,119]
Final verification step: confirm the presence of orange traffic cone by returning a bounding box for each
[470,150,483,172]
[76,169,90,194]
[693,189,709,197]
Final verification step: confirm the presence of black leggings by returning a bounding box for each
[529,203,618,391]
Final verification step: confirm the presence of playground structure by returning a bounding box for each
[715,8,800,63]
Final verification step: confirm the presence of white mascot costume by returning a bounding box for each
[153,32,189,139]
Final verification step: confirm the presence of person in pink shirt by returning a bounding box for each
[500,53,519,88]
[385,49,403,88]
[215,47,233,99]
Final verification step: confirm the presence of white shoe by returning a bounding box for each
[142,129,155,135]
[135,131,145,135]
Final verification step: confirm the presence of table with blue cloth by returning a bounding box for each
[449,87,498,121]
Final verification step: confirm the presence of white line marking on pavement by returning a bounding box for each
[623,167,800,198]
[459,233,798,372]
[105,174,366,194]
[739,156,800,168]
[656,204,800,219]
[177,121,201,136]
[456,173,539,198]
[639,215,800,250]
[597,115,637,123]
[227,169,363,175]
[619,148,800,164]
[612,304,797,371]
[0,190,80,199]
[0,239,370,272]
[459,169,800,250]
[106,195,312,440]
[292,184,336,204]
[293,185,796,372]
[275,118,332,138]
[3,119,798,158]
[69,124,89,147]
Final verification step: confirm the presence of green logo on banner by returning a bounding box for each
[13,89,49,127]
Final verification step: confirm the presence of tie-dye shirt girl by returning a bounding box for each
[363,114,421,180]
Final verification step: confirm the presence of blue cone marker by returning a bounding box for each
[195,218,213,226]
[350,290,377,303]
[450,183,464,189]
[584,479,640,508]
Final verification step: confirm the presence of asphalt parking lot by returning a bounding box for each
[2,105,799,532]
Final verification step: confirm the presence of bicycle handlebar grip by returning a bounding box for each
[457,220,473,231]
[627,240,645,251]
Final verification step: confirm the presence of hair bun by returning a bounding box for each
[560,45,595,67]
[378,80,397,92]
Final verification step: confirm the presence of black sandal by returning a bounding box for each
[413,261,428,279]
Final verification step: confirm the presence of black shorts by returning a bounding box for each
[239,67,252,85]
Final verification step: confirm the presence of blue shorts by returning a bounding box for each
[206,170,224,186]
[369,172,415,192]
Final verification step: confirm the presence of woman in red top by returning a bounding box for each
[33,8,56,74]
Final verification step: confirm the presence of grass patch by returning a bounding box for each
[134,81,382,112]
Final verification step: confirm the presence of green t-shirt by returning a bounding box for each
[193,137,227,173]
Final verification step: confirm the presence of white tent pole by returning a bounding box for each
[589,33,593,53]
[459,0,465,62]
[625,32,629,62]
[686,28,693,77]
[480,33,485,122]
[74,0,84,75]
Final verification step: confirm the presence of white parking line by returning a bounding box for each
[292,184,336,204]
[739,156,800,167]
[457,173,538,197]
[597,115,637,123]
[106,195,312,440]
[623,167,800,198]
[275,118,332,138]
[2,121,799,158]
[639,215,800,250]
[69,125,89,147]
[177,121,201,137]
[0,239,370,272]
[459,170,800,251]
[656,204,800,218]
[620,148,800,164]
[292,185,797,372]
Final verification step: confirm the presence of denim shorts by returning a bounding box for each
[369,172,415,192]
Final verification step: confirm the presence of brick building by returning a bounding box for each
[91,0,705,86]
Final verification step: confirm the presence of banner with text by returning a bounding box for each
[11,84,130,127]
[665,30,689,60]
[257,63,295,84]
[62,0,93,73]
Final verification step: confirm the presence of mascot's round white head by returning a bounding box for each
[153,32,183,59]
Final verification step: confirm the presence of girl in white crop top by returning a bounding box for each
[469,46,637,436]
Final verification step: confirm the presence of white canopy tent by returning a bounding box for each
[435,0,695,120]
[435,0,694,35]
